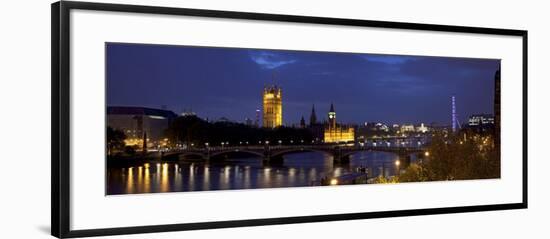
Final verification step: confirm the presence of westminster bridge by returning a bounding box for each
[160,144,426,164]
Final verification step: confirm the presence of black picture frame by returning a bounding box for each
[52,1,528,238]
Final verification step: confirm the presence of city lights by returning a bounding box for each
[105,43,501,195]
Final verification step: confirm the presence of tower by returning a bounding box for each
[255,109,260,127]
[300,116,306,128]
[309,104,317,126]
[262,85,282,128]
[328,103,336,129]
[323,102,355,143]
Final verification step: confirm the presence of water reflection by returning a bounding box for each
[107,151,404,195]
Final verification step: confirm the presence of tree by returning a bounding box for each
[164,115,314,147]
[424,132,499,181]
[398,163,428,182]
[107,126,126,155]
[396,130,499,183]
[372,175,399,184]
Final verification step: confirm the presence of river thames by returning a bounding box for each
[107,151,412,195]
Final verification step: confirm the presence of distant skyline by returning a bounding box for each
[106,43,500,126]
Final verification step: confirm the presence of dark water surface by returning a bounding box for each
[107,151,403,195]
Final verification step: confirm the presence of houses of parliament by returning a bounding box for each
[262,84,354,143]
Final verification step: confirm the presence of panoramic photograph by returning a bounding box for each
[105,42,501,195]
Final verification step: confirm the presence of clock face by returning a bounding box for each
[329,114,334,119]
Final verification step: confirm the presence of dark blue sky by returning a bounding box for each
[106,43,499,126]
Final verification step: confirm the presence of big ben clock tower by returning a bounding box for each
[324,102,354,143]
[328,103,336,129]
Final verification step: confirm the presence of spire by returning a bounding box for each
[309,104,317,126]
[330,102,335,112]
[300,116,306,128]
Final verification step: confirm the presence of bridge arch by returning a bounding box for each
[163,151,207,160]
[209,149,265,159]
[270,148,333,158]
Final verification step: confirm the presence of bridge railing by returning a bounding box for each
[164,144,426,153]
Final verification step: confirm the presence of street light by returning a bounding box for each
[424,151,430,157]
[395,160,401,176]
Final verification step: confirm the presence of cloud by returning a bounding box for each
[249,51,297,69]
[361,55,419,65]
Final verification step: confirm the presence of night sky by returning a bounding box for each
[106,43,500,126]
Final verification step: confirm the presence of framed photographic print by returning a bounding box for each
[52,1,527,238]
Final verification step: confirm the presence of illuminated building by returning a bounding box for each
[468,114,494,126]
[416,123,429,133]
[262,85,283,128]
[467,114,495,133]
[400,124,415,133]
[255,109,260,127]
[107,106,177,148]
[328,103,336,127]
[364,122,390,132]
[323,103,355,143]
